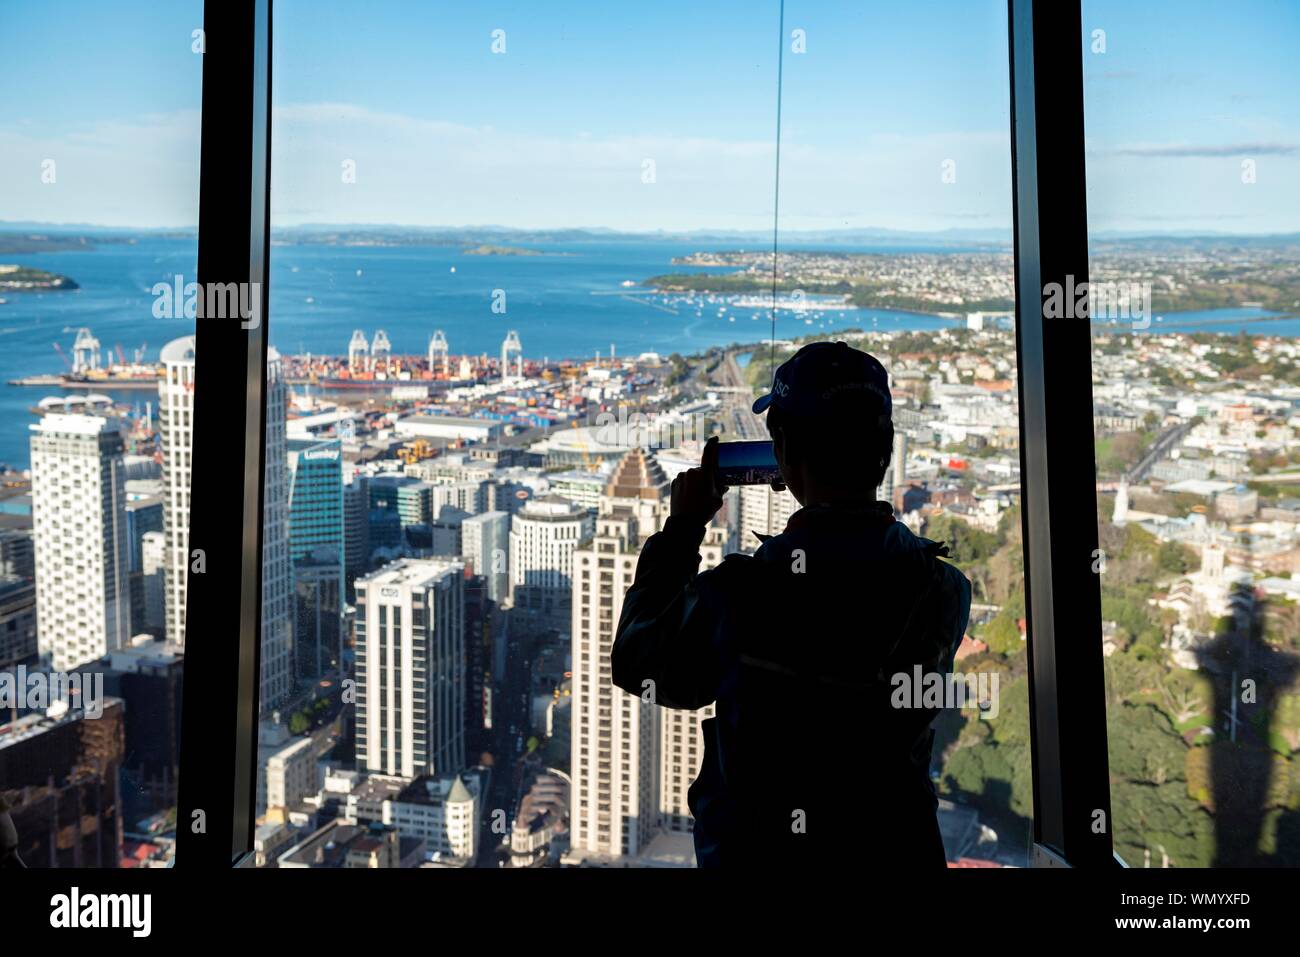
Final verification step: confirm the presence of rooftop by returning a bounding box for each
[604,447,668,501]
[357,557,464,590]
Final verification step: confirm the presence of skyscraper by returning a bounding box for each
[658,522,726,834]
[736,481,799,552]
[568,448,668,861]
[260,348,295,711]
[343,474,371,598]
[286,437,344,564]
[294,557,343,681]
[508,495,593,627]
[124,492,163,638]
[354,558,466,778]
[159,335,195,645]
[461,510,509,604]
[30,411,130,671]
[287,437,344,682]
[140,530,166,637]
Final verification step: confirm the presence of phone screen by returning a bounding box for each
[714,440,781,486]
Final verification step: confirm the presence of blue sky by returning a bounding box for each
[0,0,1297,233]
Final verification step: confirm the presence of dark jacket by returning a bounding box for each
[612,501,971,868]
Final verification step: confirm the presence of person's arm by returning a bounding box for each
[611,438,731,710]
[612,517,734,709]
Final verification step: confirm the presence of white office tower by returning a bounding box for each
[159,335,195,645]
[461,510,509,603]
[507,495,593,626]
[354,559,466,778]
[736,482,799,552]
[30,411,130,671]
[658,522,726,834]
[568,448,670,863]
[260,348,295,712]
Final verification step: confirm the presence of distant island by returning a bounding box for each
[0,265,79,291]
[462,244,543,257]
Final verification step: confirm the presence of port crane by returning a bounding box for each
[347,329,369,371]
[72,327,101,374]
[428,330,449,377]
[371,330,392,372]
[501,330,523,379]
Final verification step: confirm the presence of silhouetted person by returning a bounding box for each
[613,341,971,868]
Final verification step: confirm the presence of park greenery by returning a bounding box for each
[931,509,1300,866]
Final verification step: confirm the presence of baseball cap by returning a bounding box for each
[752,341,892,424]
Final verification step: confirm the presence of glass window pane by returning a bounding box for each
[0,0,203,868]
[258,0,1025,870]
[773,0,1026,867]
[1084,0,1300,867]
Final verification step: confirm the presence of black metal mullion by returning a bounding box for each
[1007,0,1114,867]
[176,0,271,867]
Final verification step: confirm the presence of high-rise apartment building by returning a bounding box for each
[354,558,466,778]
[508,495,593,626]
[658,522,726,834]
[568,448,669,861]
[159,335,195,645]
[30,411,130,671]
[736,481,799,552]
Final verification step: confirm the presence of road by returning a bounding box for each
[476,608,539,866]
[1127,421,1193,483]
[718,351,765,440]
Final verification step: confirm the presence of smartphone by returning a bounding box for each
[714,439,782,486]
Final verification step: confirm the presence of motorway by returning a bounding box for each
[718,350,765,441]
[1127,421,1194,483]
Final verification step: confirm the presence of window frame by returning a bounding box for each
[1008,0,1115,867]
[183,0,1117,869]
[176,0,272,868]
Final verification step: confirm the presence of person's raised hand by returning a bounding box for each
[670,435,726,528]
